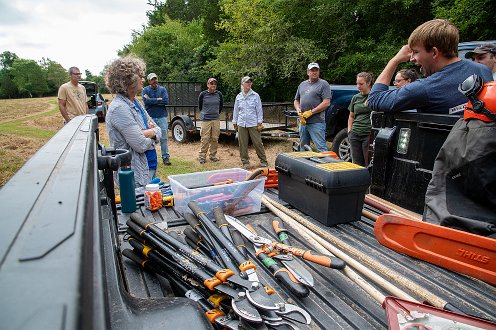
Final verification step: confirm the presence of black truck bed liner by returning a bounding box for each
[117,191,496,329]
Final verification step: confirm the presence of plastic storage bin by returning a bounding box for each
[169,168,266,216]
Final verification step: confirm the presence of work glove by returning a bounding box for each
[257,123,264,132]
[298,113,306,126]
[302,110,313,119]
[233,123,238,131]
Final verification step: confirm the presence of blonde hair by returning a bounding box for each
[357,72,374,87]
[104,55,146,94]
[408,19,458,58]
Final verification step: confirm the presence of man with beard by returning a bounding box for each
[367,19,493,115]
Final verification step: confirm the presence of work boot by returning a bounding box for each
[260,162,268,168]
[210,156,220,162]
[242,162,251,169]
[163,158,172,166]
[198,158,206,164]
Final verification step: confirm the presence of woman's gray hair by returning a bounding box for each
[104,55,146,94]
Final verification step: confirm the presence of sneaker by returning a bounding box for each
[210,156,220,162]
[260,162,268,168]
[163,158,172,166]
[198,158,206,164]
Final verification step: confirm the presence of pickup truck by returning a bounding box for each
[1,115,494,329]
[81,80,109,121]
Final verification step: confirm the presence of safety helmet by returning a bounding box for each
[458,74,496,122]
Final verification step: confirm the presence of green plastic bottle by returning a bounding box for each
[118,166,137,213]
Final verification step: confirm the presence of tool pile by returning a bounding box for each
[123,201,324,329]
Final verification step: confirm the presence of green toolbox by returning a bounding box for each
[275,152,370,226]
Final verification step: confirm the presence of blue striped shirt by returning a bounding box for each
[106,94,162,187]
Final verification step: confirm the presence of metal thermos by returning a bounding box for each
[118,166,137,213]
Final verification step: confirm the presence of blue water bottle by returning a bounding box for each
[118,166,137,213]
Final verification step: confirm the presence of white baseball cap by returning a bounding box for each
[307,62,320,70]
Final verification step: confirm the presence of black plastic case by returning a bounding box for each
[275,152,370,226]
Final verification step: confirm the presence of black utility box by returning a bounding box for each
[275,152,370,226]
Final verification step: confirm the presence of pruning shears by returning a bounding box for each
[272,219,315,287]
[224,215,346,271]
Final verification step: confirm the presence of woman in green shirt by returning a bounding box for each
[347,72,374,166]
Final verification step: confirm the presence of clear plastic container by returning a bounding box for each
[144,184,162,211]
[169,168,266,217]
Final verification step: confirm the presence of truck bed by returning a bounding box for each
[117,191,496,329]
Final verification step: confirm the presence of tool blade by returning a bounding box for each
[224,215,272,245]
[231,297,262,323]
[275,304,312,325]
[280,258,314,287]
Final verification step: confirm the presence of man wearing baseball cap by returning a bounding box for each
[142,73,171,165]
[294,62,332,152]
[465,43,496,80]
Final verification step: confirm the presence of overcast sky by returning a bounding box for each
[0,0,149,76]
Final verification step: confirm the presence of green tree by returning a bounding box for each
[10,59,48,97]
[40,59,67,95]
[84,69,108,93]
[146,0,208,25]
[0,51,19,69]
[433,0,496,41]
[127,17,209,82]
[0,69,19,98]
[209,0,325,100]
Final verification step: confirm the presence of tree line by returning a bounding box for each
[1,0,494,101]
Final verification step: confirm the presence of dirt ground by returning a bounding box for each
[98,120,298,173]
[0,95,299,186]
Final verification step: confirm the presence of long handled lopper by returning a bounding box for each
[272,219,315,287]
[187,202,312,325]
[126,216,263,323]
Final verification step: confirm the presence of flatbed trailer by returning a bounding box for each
[168,102,300,143]
[0,115,494,329]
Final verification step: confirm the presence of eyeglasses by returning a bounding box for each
[393,78,407,85]
[71,72,82,76]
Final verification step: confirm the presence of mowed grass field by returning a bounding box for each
[0,96,297,187]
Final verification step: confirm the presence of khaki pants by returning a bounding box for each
[199,119,220,160]
[238,126,267,165]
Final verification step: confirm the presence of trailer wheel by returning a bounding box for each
[172,120,189,143]
[332,128,351,162]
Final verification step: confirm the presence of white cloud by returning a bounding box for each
[0,0,150,76]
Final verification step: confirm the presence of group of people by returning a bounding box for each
[344,22,494,167]
[57,19,495,235]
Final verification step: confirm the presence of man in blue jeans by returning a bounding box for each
[142,73,171,165]
[294,62,332,152]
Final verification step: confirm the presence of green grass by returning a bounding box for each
[0,102,59,139]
